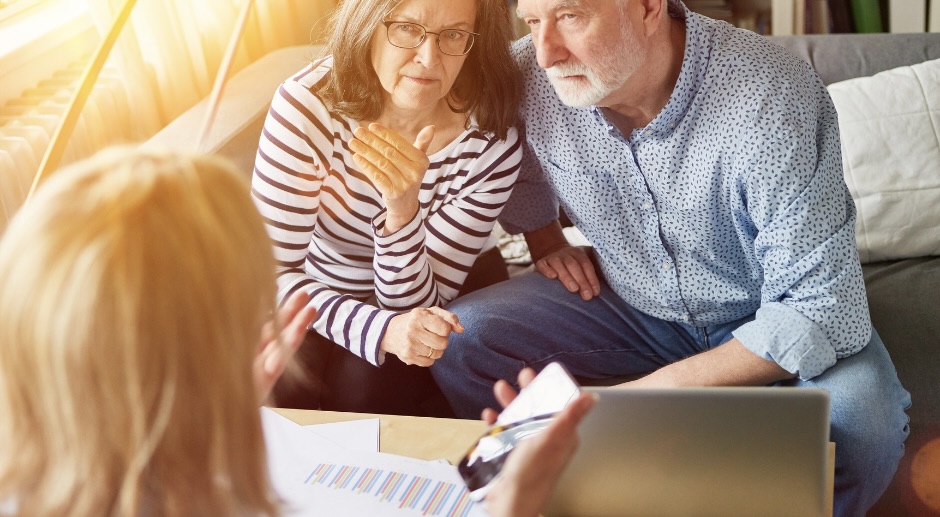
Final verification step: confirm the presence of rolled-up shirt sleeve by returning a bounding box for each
[732,95,871,380]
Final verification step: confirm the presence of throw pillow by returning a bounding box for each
[828,57,940,263]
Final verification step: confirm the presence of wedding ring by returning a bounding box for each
[426,348,433,358]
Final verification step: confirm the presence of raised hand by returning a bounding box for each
[350,122,435,234]
[253,290,318,404]
[380,306,464,366]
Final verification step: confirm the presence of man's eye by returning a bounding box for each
[524,18,540,27]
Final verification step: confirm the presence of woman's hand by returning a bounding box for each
[350,122,435,234]
[253,290,318,404]
[380,307,463,366]
[482,368,597,517]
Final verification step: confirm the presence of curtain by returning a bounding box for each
[83,0,336,144]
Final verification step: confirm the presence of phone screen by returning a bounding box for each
[457,362,581,500]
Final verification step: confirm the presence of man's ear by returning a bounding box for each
[638,0,668,37]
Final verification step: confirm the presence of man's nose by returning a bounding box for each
[534,25,568,69]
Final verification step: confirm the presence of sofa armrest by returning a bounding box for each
[144,45,321,175]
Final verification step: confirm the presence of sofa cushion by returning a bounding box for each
[827,58,940,263]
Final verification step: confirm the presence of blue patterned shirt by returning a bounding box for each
[500,2,871,379]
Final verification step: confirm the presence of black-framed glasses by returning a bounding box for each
[382,20,479,56]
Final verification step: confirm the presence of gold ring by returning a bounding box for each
[426,348,433,358]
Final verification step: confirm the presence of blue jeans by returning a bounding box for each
[432,272,911,517]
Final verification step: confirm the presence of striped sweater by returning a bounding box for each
[251,61,522,366]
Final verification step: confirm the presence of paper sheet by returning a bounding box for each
[262,408,488,517]
[304,418,380,452]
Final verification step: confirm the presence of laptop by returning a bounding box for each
[544,387,831,517]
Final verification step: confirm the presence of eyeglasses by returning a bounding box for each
[382,20,479,56]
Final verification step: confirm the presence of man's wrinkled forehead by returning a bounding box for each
[515,0,595,18]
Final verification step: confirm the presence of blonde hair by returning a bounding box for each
[0,148,279,516]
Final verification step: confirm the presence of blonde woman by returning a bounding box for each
[0,148,316,516]
[0,147,592,517]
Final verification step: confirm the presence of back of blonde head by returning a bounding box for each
[0,148,278,516]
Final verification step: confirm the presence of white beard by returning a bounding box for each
[545,62,613,108]
[543,31,644,108]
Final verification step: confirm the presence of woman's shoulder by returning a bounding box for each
[429,124,521,169]
[287,56,333,90]
[272,57,356,132]
[463,119,521,145]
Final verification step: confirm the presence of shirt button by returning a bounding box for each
[642,202,652,210]
[680,315,690,322]
[660,261,671,271]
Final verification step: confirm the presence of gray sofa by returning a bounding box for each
[147,32,940,516]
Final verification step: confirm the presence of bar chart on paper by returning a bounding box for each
[304,463,481,517]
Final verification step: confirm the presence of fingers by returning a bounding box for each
[263,291,316,366]
[253,291,317,403]
[350,138,404,191]
[551,392,597,432]
[369,122,433,162]
[426,306,464,333]
[535,246,601,300]
[481,407,499,425]
[412,125,435,154]
[381,308,459,367]
[493,379,519,409]
[516,367,537,389]
[350,123,427,176]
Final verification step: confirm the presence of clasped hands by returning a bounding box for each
[349,122,434,235]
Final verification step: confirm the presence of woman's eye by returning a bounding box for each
[396,23,420,34]
[441,30,466,41]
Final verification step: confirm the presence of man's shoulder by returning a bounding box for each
[702,20,818,87]
[511,35,539,73]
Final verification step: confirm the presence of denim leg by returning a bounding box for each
[433,272,702,419]
[792,328,911,517]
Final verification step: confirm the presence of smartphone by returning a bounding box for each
[457,362,581,500]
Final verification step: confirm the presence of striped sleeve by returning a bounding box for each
[251,71,394,366]
[372,128,522,310]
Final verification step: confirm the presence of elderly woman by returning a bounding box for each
[0,148,592,517]
[252,0,522,415]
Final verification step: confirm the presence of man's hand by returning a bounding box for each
[535,245,601,301]
[524,220,600,301]
[254,290,318,403]
[482,368,597,517]
[380,307,464,366]
[350,122,434,234]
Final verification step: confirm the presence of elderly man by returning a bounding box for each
[432,0,911,515]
